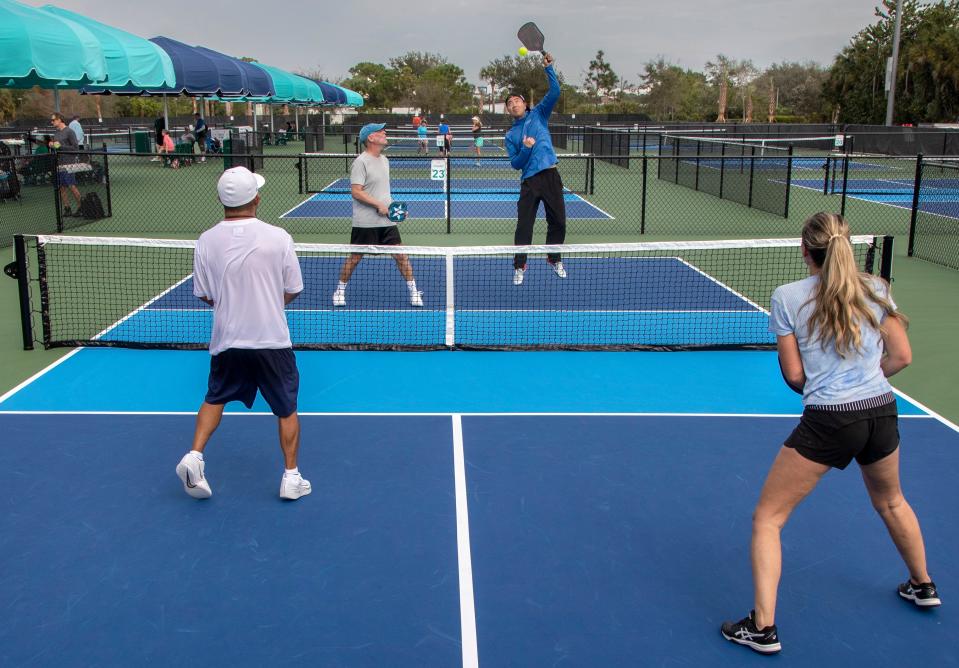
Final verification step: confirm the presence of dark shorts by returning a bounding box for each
[350,225,402,245]
[205,348,299,417]
[57,171,77,188]
[784,401,899,469]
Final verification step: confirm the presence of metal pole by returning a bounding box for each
[885,0,904,126]
[163,96,170,137]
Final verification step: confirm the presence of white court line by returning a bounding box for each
[892,388,959,434]
[0,410,939,419]
[0,348,84,405]
[452,414,479,668]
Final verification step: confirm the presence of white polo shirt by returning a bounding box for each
[193,218,303,356]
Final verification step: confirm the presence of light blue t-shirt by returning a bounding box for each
[769,274,894,406]
[417,125,427,138]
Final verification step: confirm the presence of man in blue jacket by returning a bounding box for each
[504,51,566,286]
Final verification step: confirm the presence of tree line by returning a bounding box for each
[2,1,957,124]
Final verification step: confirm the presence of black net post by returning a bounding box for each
[908,154,924,257]
[589,156,595,195]
[881,235,895,281]
[640,155,648,234]
[747,147,756,209]
[14,234,33,350]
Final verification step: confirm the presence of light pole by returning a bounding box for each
[885,0,904,126]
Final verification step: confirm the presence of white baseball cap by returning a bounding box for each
[217,166,265,207]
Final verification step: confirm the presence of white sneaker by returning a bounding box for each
[551,261,567,279]
[332,287,346,307]
[410,291,423,307]
[280,472,312,500]
[176,452,212,499]
[513,268,525,285]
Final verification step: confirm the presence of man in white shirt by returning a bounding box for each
[175,166,311,501]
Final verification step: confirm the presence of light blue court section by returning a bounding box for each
[99,311,772,348]
[0,349,928,415]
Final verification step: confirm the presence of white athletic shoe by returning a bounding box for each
[410,291,424,307]
[176,452,212,499]
[551,261,567,279]
[280,472,312,500]
[513,268,525,285]
[332,287,346,307]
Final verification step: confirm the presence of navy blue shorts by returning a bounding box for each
[205,348,299,417]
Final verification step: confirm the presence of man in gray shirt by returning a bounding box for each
[332,123,422,307]
[50,113,83,217]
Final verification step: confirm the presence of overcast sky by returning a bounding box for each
[26,0,904,86]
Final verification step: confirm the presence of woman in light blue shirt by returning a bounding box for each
[722,212,939,655]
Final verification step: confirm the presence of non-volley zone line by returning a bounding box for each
[280,192,613,220]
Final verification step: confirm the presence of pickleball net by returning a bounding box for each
[13,234,891,351]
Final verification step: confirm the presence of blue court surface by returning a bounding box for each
[1,348,957,667]
[282,192,611,221]
[93,256,768,348]
[792,175,959,218]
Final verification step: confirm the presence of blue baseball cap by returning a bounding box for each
[359,123,387,144]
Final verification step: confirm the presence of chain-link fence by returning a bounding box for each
[908,156,959,270]
[2,148,920,251]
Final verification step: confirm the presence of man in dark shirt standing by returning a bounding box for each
[194,112,208,162]
[50,113,83,217]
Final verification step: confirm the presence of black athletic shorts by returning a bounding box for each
[350,225,402,245]
[205,348,299,417]
[784,395,899,469]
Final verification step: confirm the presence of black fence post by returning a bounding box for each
[102,144,113,218]
[14,235,33,351]
[53,150,62,232]
[445,156,452,234]
[840,154,850,217]
[719,143,726,199]
[694,140,701,191]
[589,156,595,195]
[641,155,648,234]
[908,154,923,257]
[784,146,794,219]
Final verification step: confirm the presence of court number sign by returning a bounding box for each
[431,159,446,181]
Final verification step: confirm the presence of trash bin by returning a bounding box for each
[133,131,151,154]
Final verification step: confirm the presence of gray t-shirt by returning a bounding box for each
[350,151,394,229]
[53,127,79,163]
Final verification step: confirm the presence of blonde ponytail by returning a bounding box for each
[802,213,906,355]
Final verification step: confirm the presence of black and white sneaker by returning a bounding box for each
[721,610,782,654]
[899,580,942,607]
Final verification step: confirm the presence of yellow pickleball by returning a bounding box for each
[518,46,528,56]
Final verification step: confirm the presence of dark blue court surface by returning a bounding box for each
[1,350,956,667]
[281,192,611,221]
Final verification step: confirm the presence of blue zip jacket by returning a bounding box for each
[505,64,560,181]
